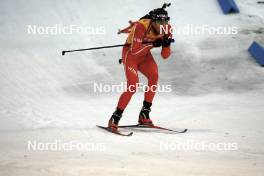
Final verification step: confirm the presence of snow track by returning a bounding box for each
[0,0,264,175]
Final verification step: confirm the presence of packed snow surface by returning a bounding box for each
[0,0,264,175]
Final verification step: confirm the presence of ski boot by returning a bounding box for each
[138,101,154,126]
[108,108,123,132]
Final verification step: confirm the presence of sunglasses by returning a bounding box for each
[155,20,169,24]
[155,15,170,23]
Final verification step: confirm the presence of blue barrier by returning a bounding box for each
[248,41,264,66]
[218,0,240,14]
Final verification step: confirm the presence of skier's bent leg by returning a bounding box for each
[137,53,159,125]
[108,48,139,131]
[117,52,139,110]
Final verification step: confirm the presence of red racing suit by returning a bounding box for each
[117,19,172,110]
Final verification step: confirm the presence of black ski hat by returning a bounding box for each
[141,3,171,21]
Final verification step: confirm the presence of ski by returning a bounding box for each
[118,124,188,133]
[96,125,133,136]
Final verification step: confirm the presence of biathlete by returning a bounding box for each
[108,3,173,132]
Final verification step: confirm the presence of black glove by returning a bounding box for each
[162,38,172,47]
[152,38,163,47]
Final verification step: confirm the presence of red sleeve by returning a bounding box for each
[130,23,153,57]
[161,24,173,59]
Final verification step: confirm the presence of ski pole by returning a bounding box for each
[62,44,130,56]
[62,39,174,56]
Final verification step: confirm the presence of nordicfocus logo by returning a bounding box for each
[160,24,238,36]
[160,140,238,151]
[27,140,105,152]
[93,82,172,93]
[26,24,106,35]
